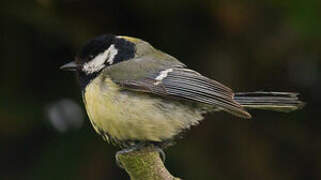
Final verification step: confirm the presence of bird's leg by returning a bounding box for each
[115,143,166,169]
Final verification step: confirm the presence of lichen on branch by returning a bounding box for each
[117,146,181,180]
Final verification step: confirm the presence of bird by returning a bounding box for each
[60,34,304,165]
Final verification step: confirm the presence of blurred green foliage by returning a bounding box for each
[1,0,320,180]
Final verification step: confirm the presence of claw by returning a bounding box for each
[115,148,137,169]
[155,147,166,163]
[115,151,124,169]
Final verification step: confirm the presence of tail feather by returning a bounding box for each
[234,92,305,112]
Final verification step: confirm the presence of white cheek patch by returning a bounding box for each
[154,68,173,85]
[106,45,118,65]
[82,45,118,74]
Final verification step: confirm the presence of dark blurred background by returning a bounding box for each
[1,0,320,179]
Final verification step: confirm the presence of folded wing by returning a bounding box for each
[112,67,251,119]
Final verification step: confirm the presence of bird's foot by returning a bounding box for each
[115,147,138,169]
[115,144,166,169]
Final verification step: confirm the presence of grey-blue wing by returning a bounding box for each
[113,68,251,119]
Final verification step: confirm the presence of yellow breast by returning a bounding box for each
[83,75,204,142]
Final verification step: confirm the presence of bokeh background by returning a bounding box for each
[1,0,320,179]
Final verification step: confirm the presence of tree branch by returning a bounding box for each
[117,146,181,180]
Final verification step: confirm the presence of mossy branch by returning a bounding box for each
[117,146,181,180]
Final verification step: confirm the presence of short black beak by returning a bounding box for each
[60,61,77,71]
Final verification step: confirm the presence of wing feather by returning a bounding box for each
[112,67,251,118]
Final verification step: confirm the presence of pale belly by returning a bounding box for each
[83,76,204,142]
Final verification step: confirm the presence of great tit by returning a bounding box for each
[61,34,304,154]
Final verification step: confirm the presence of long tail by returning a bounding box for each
[234,92,305,112]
